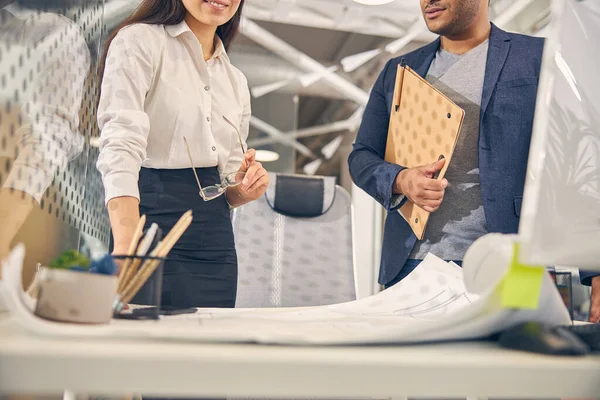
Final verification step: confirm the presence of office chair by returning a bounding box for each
[232,172,357,308]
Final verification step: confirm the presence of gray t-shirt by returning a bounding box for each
[409,40,489,260]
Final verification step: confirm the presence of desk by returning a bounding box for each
[1,317,600,398]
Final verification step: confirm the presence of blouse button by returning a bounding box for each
[212,146,217,151]
[206,116,211,122]
[204,85,210,91]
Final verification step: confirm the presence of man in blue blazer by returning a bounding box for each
[348,0,600,319]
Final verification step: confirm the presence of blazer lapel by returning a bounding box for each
[481,23,512,115]
[413,37,440,78]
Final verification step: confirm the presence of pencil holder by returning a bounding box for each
[35,267,117,324]
[112,255,167,320]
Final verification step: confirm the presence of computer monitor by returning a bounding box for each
[519,0,600,270]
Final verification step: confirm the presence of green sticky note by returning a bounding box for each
[501,243,545,309]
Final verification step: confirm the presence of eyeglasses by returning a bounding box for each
[183,115,247,201]
[223,114,246,156]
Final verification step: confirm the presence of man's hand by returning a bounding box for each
[394,158,448,212]
[589,276,600,323]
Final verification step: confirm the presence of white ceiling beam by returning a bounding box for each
[249,0,546,150]
[102,0,436,43]
[248,105,364,148]
[240,17,370,106]
[243,0,420,39]
[249,116,316,158]
[384,19,428,54]
[248,113,359,148]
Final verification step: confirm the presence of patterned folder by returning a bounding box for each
[385,64,465,240]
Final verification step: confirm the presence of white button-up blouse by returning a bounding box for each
[97,20,250,204]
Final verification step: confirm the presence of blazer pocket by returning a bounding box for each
[514,196,523,218]
[496,77,538,90]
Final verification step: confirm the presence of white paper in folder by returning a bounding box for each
[1,238,570,345]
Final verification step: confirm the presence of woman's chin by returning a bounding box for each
[192,13,232,28]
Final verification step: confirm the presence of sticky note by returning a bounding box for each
[501,243,545,309]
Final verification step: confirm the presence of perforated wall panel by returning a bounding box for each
[0,0,110,277]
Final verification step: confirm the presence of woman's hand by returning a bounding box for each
[227,149,270,207]
[240,149,270,199]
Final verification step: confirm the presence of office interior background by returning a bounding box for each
[0,0,592,313]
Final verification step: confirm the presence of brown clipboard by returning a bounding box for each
[384,64,465,240]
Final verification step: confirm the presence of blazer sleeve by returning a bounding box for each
[580,271,599,286]
[348,58,406,212]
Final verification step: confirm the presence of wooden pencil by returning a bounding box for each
[116,215,146,292]
[119,211,193,304]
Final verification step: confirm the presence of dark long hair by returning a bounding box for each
[98,0,245,84]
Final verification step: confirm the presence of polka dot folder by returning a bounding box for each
[384,64,465,240]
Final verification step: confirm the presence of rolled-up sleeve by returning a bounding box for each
[3,20,89,202]
[96,25,154,204]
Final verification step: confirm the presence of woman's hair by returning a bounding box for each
[97,0,245,84]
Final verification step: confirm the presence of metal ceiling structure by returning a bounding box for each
[237,0,551,178]
[102,0,553,180]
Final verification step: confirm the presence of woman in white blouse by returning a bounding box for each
[97,0,268,308]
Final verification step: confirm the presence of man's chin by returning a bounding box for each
[426,22,456,37]
[424,21,446,35]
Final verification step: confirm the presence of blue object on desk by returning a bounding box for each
[89,254,117,276]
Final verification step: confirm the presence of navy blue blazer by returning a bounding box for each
[349,24,547,286]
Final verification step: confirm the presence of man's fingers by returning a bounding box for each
[421,189,445,201]
[589,297,600,322]
[422,157,446,175]
[420,177,448,191]
[589,306,600,323]
[421,198,442,209]
[589,278,600,322]
[422,205,440,213]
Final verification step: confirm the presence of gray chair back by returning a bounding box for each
[232,173,356,308]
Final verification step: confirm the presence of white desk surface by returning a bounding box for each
[1,316,600,398]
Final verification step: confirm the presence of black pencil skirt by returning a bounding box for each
[137,166,237,309]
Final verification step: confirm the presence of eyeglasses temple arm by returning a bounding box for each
[222,115,246,155]
[183,136,206,200]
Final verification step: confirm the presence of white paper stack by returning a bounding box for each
[0,235,571,345]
